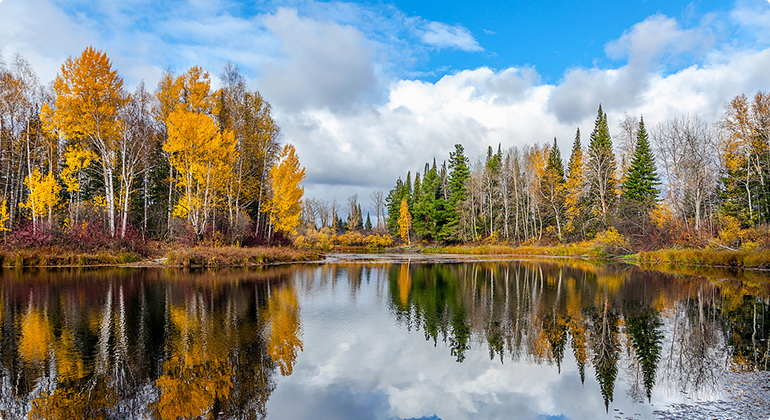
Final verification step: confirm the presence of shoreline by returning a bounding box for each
[2,245,770,273]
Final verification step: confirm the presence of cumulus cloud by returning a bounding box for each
[548,14,715,124]
[419,21,483,52]
[260,8,379,112]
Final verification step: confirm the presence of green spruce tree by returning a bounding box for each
[621,117,659,209]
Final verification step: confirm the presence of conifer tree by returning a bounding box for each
[541,138,566,240]
[586,105,617,224]
[621,118,659,209]
[444,144,470,242]
[365,213,372,230]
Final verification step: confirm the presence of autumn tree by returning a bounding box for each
[268,144,306,237]
[217,64,281,239]
[398,198,412,244]
[42,47,125,237]
[21,168,58,233]
[565,128,587,240]
[719,92,770,225]
[164,108,236,235]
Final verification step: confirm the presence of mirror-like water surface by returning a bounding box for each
[0,260,768,419]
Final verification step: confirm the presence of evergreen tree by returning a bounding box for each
[541,138,566,240]
[365,213,372,230]
[385,178,405,235]
[444,144,470,242]
[621,118,660,209]
[587,105,617,225]
[626,307,664,402]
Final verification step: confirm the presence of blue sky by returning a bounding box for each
[1,0,770,204]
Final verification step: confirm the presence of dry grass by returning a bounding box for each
[430,243,604,258]
[638,248,770,269]
[0,247,140,267]
[165,246,320,268]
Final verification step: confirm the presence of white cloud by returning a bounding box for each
[730,0,770,44]
[605,14,713,70]
[260,8,379,112]
[420,21,483,52]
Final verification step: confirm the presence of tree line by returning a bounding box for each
[0,48,305,247]
[384,95,770,249]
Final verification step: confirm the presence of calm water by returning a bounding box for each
[0,260,768,419]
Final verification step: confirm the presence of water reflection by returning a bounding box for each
[386,262,770,411]
[0,262,767,419]
[0,268,299,419]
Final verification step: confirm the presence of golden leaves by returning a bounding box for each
[21,168,59,220]
[398,199,412,244]
[269,144,306,235]
[266,287,303,376]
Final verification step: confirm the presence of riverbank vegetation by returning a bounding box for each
[3,47,770,269]
[1,48,307,266]
[296,91,770,268]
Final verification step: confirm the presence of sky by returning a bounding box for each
[1,0,770,210]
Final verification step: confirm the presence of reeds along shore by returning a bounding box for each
[0,246,319,268]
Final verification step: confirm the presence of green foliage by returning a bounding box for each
[587,105,617,224]
[621,118,660,209]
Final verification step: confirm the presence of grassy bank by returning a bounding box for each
[427,243,770,270]
[0,248,141,267]
[0,245,320,268]
[637,248,770,269]
[427,243,606,258]
[165,246,321,268]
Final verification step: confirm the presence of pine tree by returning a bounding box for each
[621,118,659,209]
[365,213,372,230]
[586,105,617,224]
[541,138,566,240]
[385,178,405,235]
[444,144,470,242]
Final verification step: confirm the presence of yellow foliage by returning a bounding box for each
[718,214,742,248]
[19,309,53,364]
[61,144,96,193]
[592,227,629,254]
[0,200,10,231]
[42,46,125,147]
[164,109,237,232]
[21,168,59,222]
[266,287,303,376]
[156,302,234,419]
[397,264,411,307]
[269,144,306,235]
[398,199,412,244]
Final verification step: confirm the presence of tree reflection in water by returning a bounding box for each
[387,261,770,409]
[0,268,301,420]
[0,261,767,418]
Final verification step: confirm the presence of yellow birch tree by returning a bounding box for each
[41,46,125,236]
[398,198,412,244]
[268,144,306,236]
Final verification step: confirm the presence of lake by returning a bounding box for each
[0,258,768,419]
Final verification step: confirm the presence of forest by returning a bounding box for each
[2,46,770,260]
[0,47,305,254]
[363,93,770,252]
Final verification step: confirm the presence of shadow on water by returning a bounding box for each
[0,260,767,419]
